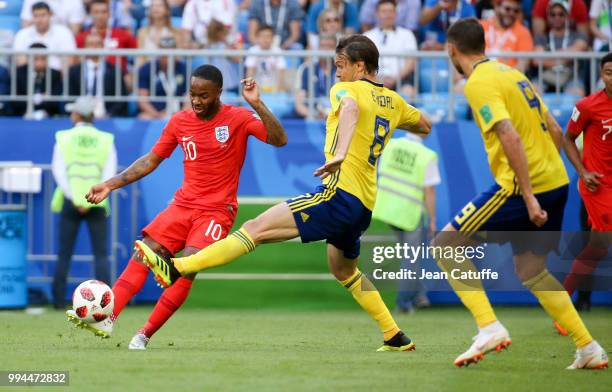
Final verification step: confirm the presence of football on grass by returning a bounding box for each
[72,280,114,323]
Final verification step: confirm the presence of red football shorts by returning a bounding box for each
[580,184,612,231]
[142,203,236,254]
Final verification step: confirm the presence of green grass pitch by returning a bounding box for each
[4,204,611,390]
[3,303,611,391]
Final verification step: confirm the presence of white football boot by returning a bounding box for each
[454,321,512,367]
[66,310,113,339]
[128,332,150,350]
[567,341,609,370]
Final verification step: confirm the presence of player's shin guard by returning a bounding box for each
[142,277,193,338]
[437,258,497,328]
[112,259,150,319]
[563,245,608,296]
[340,269,400,341]
[524,269,593,348]
[173,228,256,275]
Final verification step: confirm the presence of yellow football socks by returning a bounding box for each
[340,269,400,341]
[173,228,256,275]
[523,270,593,348]
[437,257,497,328]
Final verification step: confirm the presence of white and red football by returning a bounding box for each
[72,280,114,323]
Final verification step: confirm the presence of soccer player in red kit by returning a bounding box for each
[555,53,612,338]
[66,65,287,348]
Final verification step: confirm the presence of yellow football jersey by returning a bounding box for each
[465,60,569,194]
[325,79,421,210]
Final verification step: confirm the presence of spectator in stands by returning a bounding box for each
[13,43,63,118]
[68,33,128,118]
[51,96,116,309]
[364,0,417,96]
[532,0,589,36]
[13,2,76,71]
[206,19,241,93]
[181,0,236,48]
[307,0,359,44]
[360,0,421,33]
[590,0,612,51]
[248,0,304,49]
[419,0,476,50]
[77,0,138,73]
[533,0,587,96]
[294,33,336,118]
[21,0,86,35]
[307,8,343,48]
[0,64,9,115]
[475,0,533,25]
[137,0,184,67]
[245,25,287,92]
[480,0,534,72]
[137,36,187,119]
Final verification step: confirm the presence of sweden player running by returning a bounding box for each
[137,35,432,351]
[434,18,608,369]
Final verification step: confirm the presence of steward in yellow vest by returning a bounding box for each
[50,96,117,309]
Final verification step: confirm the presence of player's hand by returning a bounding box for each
[581,171,603,192]
[313,155,345,180]
[85,183,111,204]
[241,78,260,105]
[525,195,548,227]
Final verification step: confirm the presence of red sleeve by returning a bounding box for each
[571,0,589,24]
[532,0,548,18]
[151,115,179,158]
[239,108,268,142]
[567,99,590,137]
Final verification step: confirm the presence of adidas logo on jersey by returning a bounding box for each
[300,212,310,222]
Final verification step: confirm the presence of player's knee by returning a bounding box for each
[241,218,263,244]
[330,264,356,282]
[514,262,545,283]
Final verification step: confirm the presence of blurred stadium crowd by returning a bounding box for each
[0,0,609,120]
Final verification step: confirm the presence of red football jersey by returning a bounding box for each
[567,90,612,190]
[152,105,268,210]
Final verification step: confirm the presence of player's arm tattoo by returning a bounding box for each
[251,100,288,147]
[545,111,563,152]
[493,119,534,198]
[105,151,164,190]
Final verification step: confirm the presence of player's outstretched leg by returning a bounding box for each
[327,244,415,352]
[516,252,608,370]
[66,242,152,338]
[432,228,511,367]
[138,202,300,287]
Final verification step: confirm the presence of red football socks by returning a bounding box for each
[142,277,193,338]
[563,245,608,296]
[111,259,150,319]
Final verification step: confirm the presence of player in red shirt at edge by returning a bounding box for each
[554,53,612,336]
[66,65,288,348]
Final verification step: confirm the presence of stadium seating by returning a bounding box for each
[261,93,295,118]
[418,58,451,94]
[542,93,580,126]
[0,0,22,16]
[0,15,20,32]
[415,92,469,122]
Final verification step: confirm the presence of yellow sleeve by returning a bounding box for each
[465,80,510,133]
[329,83,358,115]
[398,98,421,127]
